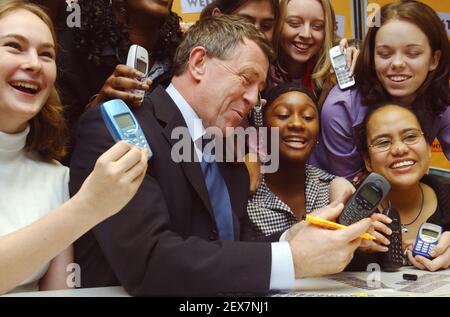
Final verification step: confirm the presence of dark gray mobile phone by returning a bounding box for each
[338,172,390,225]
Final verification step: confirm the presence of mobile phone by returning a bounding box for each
[329,45,355,90]
[249,92,263,128]
[412,223,442,259]
[338,172,390,225]
[381,204,403,271]
[126,44,149,99]
[100,99,152,159]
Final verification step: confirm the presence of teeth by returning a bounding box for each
[391,160,414,169]
[285,138,306,143]
[389,75,410,82]
[294,43,311,50]
[10,81,38,92]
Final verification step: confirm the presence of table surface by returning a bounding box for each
[3,267,450,297]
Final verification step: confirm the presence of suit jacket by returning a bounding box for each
[70,85,272,296]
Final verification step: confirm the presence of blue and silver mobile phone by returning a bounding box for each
[100,99,152,159]
[412,223,442,259]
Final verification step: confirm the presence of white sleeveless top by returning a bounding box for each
[0,126,69,293]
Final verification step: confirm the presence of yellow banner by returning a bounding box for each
[173,0,354,38]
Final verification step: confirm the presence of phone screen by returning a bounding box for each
[136,58,147,74]
[422,228,439,238]
[358,185,381,205]
[114,113,134,129]
[333,54,346,67]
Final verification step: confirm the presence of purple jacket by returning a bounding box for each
[310,86,450,179]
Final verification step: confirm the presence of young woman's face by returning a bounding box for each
[0,9,56,133]
[279,0,325,65]
[364,105,430,190]
[265,91,319,162]
[374,19,440,103]
[235,0,276,42]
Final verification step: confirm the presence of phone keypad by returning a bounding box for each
[339,198,375,225]
[416,241,430,254]
[336,67,353,85]
[390,228,404,266]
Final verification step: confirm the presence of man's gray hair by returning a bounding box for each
[173,14,274,76]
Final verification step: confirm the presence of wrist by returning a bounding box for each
[289,240,306,279]
[67,191,105,227]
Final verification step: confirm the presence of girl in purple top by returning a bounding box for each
[311,1,450,181]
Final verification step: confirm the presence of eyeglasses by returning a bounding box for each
[368,130,425,153]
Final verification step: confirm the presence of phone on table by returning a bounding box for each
[126,44,149,100]
[338,172,390,225]
[381,203,403,271]
[412,223,442,259]
[329,45,355,90]
[100,99,152,160]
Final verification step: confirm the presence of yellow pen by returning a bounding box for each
[304,215,376,240]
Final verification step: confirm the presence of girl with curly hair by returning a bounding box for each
[56,0,182,135]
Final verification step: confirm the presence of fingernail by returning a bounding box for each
[382,247,389,252]
[387,229,392,235]
[430,249,436,256]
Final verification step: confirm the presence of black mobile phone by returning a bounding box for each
[249,92,263,128]
[382,203,403,271]
[338,172,390,225]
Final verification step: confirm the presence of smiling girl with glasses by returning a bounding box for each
[348,103,450,272]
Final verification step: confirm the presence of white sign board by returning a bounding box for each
[335,15,345,38]
[181,0,214,14]
[437,12,450,37]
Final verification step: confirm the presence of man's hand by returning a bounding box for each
[288,202,372,278]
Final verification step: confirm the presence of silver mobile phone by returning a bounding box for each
[126,44,149,99]
[329,45,355,90]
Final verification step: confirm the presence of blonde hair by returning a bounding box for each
[0,0,67,160]
[275,0,336,92]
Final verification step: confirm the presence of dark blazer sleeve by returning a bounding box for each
[69,106,273,296]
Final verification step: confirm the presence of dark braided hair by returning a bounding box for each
[74,0,182,66]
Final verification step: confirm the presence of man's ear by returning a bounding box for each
[429,49,441,72]
[211,8,222,17]
[363,154,372,172]
[188,46,207,81]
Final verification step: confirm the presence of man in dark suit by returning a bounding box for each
[69,15,371,296]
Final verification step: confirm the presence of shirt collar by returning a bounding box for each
[166,83,206,160]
